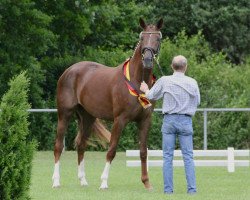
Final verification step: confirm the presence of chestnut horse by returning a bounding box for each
[52,18,163,190]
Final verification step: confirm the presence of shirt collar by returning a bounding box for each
[173,71,185,76]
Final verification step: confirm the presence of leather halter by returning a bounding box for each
[139,31,162,59]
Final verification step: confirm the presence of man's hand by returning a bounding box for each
[140,81,149,93]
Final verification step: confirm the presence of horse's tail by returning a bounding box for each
[91,119,111,143]
[75,118,111,149]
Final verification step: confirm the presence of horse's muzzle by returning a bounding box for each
[142,57,154,69]
[142,47,155,69]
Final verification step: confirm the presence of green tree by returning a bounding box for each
[191,0,250,64]
[0,72,36,200]
[0,0,56,106]
[0,0,57,150]
[150,0,250,64]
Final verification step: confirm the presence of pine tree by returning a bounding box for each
[0,72,36,200]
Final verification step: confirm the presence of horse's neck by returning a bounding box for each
[129,43,153,87]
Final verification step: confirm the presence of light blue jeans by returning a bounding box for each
[161,114,196,194]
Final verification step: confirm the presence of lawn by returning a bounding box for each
[30,151,250,200]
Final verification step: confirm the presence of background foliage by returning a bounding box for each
[149,0,250,64]
[0,0,249,150]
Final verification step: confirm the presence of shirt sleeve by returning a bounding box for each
[145,77,165,100]
[195,81,201,106]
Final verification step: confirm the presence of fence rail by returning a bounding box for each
[126,148,250,172]
[1,108,250,150]
[154,108,250,150]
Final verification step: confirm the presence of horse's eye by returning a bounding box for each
[156,38,161,42]
[140,37,144,41]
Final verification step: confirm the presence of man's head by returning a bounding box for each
[171,55,187,73]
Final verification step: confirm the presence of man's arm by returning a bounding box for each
[195,81,201,106]
[140,78,164,100]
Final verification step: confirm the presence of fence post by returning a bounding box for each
[227,147,235,172]
[203,110,208,150]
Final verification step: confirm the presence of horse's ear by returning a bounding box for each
[156,18,163,30]
[139,18,147,29]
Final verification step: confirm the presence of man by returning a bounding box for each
[140,55,200,194]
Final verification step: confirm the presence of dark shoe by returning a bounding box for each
[164,192,173,195]
[188,192,196,195]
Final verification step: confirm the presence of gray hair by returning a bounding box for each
[171,55,187,71]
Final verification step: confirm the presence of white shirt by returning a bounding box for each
[146,72,200,116]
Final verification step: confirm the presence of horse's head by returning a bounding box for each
[139,18,163,69]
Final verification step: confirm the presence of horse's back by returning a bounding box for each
[58,61,119,88]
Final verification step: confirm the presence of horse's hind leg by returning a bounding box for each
[75,106,95,186]
[52,107,74,188]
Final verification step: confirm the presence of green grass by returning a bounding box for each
[30,151,250,200]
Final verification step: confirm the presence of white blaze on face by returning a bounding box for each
[52,161,60,188]
[78,159,88,186]
[99,162,111,189]
[147,34,152,47]
[149,33,152,42]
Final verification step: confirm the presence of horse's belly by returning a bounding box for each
[81,99,114,120]
[78,81,114,120]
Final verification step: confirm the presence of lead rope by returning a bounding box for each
[142,62,144,82]
[141,54,164,85]
[154,55,165,76]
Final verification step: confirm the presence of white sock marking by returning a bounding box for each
[78,159,88,186]
[52,161,60,188]
[100,162,111,189]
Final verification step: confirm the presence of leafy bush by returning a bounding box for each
[0,72,36,199]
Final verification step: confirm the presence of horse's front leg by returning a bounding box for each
[138,116,153,190]
[99,117,127,190]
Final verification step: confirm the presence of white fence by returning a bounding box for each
[154,108,250,150]
[126,147,250,172]
[26,108,250,150]
[2,108,249,150]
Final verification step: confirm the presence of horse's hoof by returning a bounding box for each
[80,179,88,186]
[144,181,153,191]
[99,180,108,190]
[52,178,60,188]
[52,184,60,188]
[146,186,153,191]
[99,187,108,191]
[99,185,108,190]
